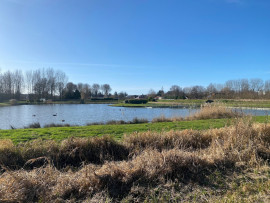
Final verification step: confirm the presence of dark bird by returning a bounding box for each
[62,120,65,122]
[32,115,36,117]
[53,113,57,116]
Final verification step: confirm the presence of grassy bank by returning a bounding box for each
[0,102,10,107]
[110,102,195,108]
[112,99,270,108]
[1,118,270,202]
[0,118,230,143]
[0,116,268,144]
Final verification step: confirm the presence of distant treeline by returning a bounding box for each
[155,79,270,99]
[0,68,127,102]
[1,68,270,102]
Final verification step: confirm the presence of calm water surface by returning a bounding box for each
[0,104,270,129]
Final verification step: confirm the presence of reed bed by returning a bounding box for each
[1,117,270,202]
[152,104,241,123]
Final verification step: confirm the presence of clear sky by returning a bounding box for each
[0,0,270,94]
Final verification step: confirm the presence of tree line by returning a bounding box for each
[155,78,270,99]
[1,67,270,102]
[0,68,118,102]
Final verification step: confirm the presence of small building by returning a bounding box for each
[154,96,163,100]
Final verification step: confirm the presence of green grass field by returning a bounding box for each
[0,116,268,144]
[0,103,10,107]
[112,99,270,108]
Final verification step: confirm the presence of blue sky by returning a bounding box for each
[0,0,270,94]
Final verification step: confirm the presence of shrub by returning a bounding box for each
[131,117,148,124]
[125,99,148,104]
[9,99,17,105]
[44,123,71,128]
[24,122,41,129]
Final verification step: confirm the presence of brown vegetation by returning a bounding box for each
[1,117,270,202]
[152,104,241,122]
[186,104,242,120]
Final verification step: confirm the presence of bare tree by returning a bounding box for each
[25,70,33,95]
[2,71,13,97]
[240,79,249,92]
[250,78,264,97]
[56,70,68,100]
[101,84,112,97]
[79,83,91,100]
[118,91,127,100]
[46,68,56,98]
[206,83,217,97]
[169,85,182,99]
[92,83,100,97]
[190,85,205,99]
[148,89,156,98]
[13,70,24,99]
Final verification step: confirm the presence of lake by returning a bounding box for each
[0,104,270,129]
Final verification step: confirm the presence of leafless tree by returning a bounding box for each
[56,70,68,100]
[206,83,217,96]
[46,68,56,98]
[250,78,264,98]
[92,83,100,97]
[148,89,156,98]
[190,85,205,99]
[13,70,24,99]
[101,84,112,97]
[169,85,182,98]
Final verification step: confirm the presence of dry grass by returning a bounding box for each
[0,136,128,170]
[1,117,270,202]
[186,104,242,120]
[152,104,241,123]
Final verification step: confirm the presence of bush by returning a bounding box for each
[148,97,157,102]
[90,98,116,101]
[9,99,17,105]
[24,123,41,129]
[125,99,148,104]
[44,123,71,128]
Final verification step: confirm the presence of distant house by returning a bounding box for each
[138,94,147,99]
[126,95,138,99]
[155,96,163,100]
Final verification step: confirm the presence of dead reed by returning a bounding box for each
[1,117,270,202]
[152,104,242,123]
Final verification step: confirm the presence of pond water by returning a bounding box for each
[0,104,270,129]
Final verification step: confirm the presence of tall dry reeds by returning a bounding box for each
[0,136,129,170]
[152,104,242,123]
[186,104,242,120]
[1,118,270,202]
